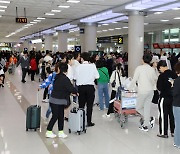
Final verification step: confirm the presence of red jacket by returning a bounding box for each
[30,58,37,71]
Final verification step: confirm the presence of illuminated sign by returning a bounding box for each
[97,35,123,44]
[16,17,27,23]
[118,37,123,44]
[0,43,12,47]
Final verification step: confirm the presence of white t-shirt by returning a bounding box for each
[66,64,74,81]
[44,55,53,63]
[0,69,4,75]
[74,61,99,86]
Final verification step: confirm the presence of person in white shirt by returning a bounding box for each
[74,52,99,127]
[66,54,74,82]
[129,54,157,132]
[44,50,53,63]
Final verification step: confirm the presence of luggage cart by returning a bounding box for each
[114,91,137,128]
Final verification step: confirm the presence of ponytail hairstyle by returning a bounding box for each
[116,63,126,77]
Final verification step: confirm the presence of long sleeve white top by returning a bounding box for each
[129,64,157,94]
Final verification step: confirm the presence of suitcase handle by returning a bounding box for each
[37,89,39,107]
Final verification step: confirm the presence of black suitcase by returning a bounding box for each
[26,90,41,131]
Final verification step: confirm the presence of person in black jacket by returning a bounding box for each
[172,62,180,149]
[157,60,177,138]
[46,62,78,139]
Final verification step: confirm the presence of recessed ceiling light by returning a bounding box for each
[154,12,163,14]
[102,30,108,32]
[45,13,55,16]
[174,17,180,19]
[161,20,169,22]
[58,5,70,8]
[123,26,128,28]
[148,32,154,35]
[0,5,7,8]
[172,8,180,10]
[115,28,121,30]
[97,31,102,33]
[102,24,109,26]
[33,20,41,22]
[37,17,46,20]
[0,1,10,4]
[51,10,61,13]
[112,21,118,23]
[0,9,5,12]
[144,23,149,25]
[109,29,114,31]
[30,22,37,24]
[98,25,101,27]
[67,0,80,3]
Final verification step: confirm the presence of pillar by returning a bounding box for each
[84,23,97,52]
[44,35,53,51]
[128,11,144,77]
[58,31,67,52]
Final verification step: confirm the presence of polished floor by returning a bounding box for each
[0,67,180,154]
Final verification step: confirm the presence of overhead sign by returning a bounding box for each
[16,17,27,23]
[75,46,81,53]
[97,35,123,44]
[153,43,180,49]
[0,43,12,47]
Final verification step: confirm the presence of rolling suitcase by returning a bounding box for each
[26,90,41,131]
[68,107,87,135]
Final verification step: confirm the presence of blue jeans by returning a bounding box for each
[98,83,110,110]
[46,105,51,118]
[173,106,180,147]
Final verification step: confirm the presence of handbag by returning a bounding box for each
[152,90,159,104]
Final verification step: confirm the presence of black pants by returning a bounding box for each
[0,74,5,84]
[31,70,36,81]
[47,103,64,131]
[78,85,95,124]
[43,87,49,100]
[22,68,28,82]
[158,97,175,135]
[107,90,116,115]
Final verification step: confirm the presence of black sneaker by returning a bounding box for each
[150,116,155,129]
[157,134,168,138]
[139,126,148,132]
[87,122,95,127]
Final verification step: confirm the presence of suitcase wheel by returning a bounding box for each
[121,123,125,129]
[26,128,28,131]
[34,129,37,131]
[84,130,86,133]
[69,129,71,134]
[77,131,80,135]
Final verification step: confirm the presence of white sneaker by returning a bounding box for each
[45,131,57,138]
[42,99,49,103]
[58,132,68,138]
[102,114,110,118]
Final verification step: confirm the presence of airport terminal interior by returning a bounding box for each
[0,0,180,154]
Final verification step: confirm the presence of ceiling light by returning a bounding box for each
[0,1,10,4]
[24,24,33,26]
[172,8,180,10]
[161,20,169,22]
[0,5,7,8]
[51,10,61,13]
[102,24,109,26]
[123,27,128,29]
[0,9,5,12]
[99,16,128,24]
[37,17,46,20]
[150,2,180,11]
[31,39,42,44]
[174,17,180,20]
[30,22,37,24]
[102,30,108,32]
[42,29,56,34]
[58,5,70,8]
[97,31,102,33]
[54,23,77,31]
[126,0,177,10]
[112,22,118,23]
[33,20,41,22]
[144,23,149,25]
[98,25,102,27]
[0,15,2,17]
[115,28,121,30]
[108,29,114,31]
[80,10,123,23]
[148,32,154,34]
[45,13,55,16]
[67,0,80,3]
[154,12,163,14]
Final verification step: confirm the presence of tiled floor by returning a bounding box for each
[0,67,180,154]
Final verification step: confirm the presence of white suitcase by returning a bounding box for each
[68,108,87,135]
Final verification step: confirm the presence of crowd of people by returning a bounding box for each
[0,49,180,149]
